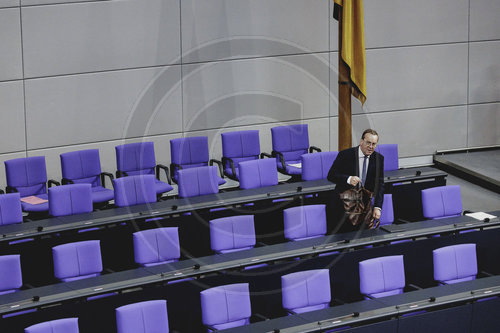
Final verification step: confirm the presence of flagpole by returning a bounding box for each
[338,6,352,151]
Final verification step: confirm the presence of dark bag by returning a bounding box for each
[339,186,379,228]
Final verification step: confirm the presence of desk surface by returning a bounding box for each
[1,210,498,317]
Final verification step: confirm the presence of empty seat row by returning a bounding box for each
[22,242,479,332]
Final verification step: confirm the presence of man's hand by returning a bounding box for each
[373,207,381,220]
[349,176,361,186]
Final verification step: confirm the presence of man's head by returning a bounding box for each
[359,129,379,156]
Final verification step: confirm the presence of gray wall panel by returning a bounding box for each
[0,8,22,81]
[25,66,182,149]
[0,81,25,153]
[468,103,500,147]
[469,41,500,104]
[364,0,468,48]
[354,44,468,114]
[470,0,500,41]
[181,0,329,63]
[352,106,468,157]
[22,0,180,78]
[0,0,19,8]
[182,54,330,131]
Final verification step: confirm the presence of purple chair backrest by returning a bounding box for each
[271,124,309,162]
[301,151,338,181]
[170,136,210,167]
[359,255,405,299]
[379,194,394,226]
[133,228,180,267]
[115,142,156,176]
[375,144,399,171]
[422,185,462,219]
[209,215,256,254]
[283,204,327,241]
[221,130,260,169]
[52,240,102,282]
[60,149,102,187]
[48,184,93,217]
[5,156,47,197]
[281,269,331,314]
[200,283,251,330]
[0,254,22,295]
[177,166,219,198]
[0,193,23,225]
[113,175,157,207]
[116,300,169,333]
[238,158,278,190]
[433,243,477,285]
[25,318,79,333]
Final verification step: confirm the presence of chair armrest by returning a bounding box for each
[155,164,172,184]
[251,313,269,322]
[260,152,273,159]
[116,170,128,178]
[309,146,322,153]
[407,283,422,291]
[48,179,60,187]
[100,172,114,188]
[6,185,18,193]
[0,189,4,194]
[61,178,74,185]
[272,151,286,171]
[463,210,473,215]
[170,163,182,182]
[209,159,224,179]
[221,157,236,179]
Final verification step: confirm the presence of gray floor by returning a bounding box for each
[446,173,500,212]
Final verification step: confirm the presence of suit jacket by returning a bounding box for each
[327,146,384,208]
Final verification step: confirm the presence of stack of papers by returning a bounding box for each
[20,196,48,205]
[465,212,497,221]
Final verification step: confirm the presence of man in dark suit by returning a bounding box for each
[327,129,384,233]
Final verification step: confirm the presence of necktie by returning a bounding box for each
[361,155,368,186]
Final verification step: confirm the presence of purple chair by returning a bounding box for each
[221,130,261,180]
[271,124,320,175]
[177,166,220,198]
[422,185,462,219]
[375,144,399,171]
[115,142,173,196]
[433,244,477,285]
[25,318,79,333]
[210,215,256,254]
[0,193,23,225]
[113,175,157,207]
[359,255,405,299]
[170,136,225,185]
[60,149,114,204]
[48,184,93,217]
[200,283,251,331]
[379,194,394,226]
[238,158,278,190]
[301,151,338,181]
[0,254,22,295]
[4,156,59,213]
[281,269,331,314]
[283,204,327,241]
[116,300,169,333]
[133,228,180,267]
[52,240,102,282]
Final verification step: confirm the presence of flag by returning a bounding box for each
[334,0,366,104]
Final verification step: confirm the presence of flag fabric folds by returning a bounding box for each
[334,0,367,104]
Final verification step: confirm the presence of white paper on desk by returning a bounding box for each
[287,163,302,169]
[465,212,497,220]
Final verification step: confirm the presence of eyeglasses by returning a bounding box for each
[362,140,377,148]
